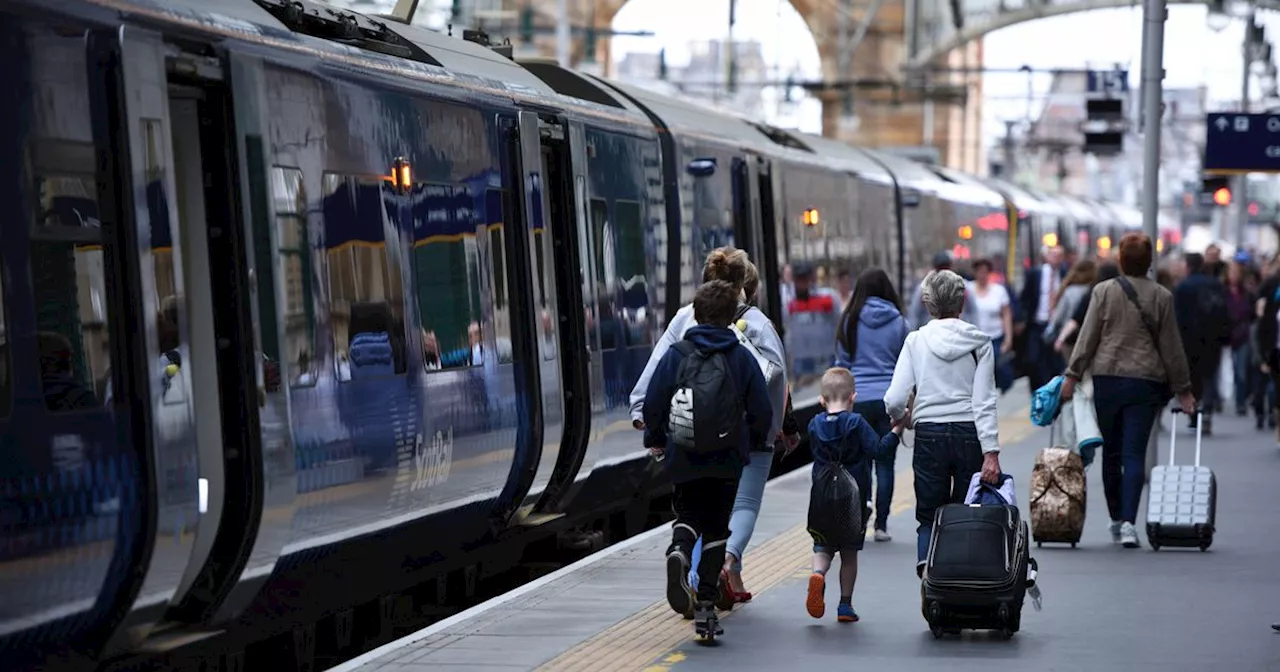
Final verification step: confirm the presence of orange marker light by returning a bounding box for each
[1042,232,1059,248]
[958,225,973,240]
[392,157,412,192]
[802,208,820,226]
[1213,187,1232,206]
[1098,236,1112,251]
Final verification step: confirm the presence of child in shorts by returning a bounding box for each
[806,367,906,622]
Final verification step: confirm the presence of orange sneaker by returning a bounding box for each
[805,573,825,619]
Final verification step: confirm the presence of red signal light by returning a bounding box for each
[1249,201,1260,217]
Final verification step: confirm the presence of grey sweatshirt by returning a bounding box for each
[629,303,788,447]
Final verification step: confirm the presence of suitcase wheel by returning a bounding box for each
[1150,541,1161,551]
[1070,542,1077,548]
[930,624,945,639]
[1036,541,1042,548]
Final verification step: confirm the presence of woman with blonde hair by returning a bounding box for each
[630,247,795,616]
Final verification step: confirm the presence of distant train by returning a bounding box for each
[0,0,1179,667]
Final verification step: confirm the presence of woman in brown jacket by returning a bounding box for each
[1060,233,1195,549]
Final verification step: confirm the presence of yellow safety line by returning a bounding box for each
[536,407,1034,672]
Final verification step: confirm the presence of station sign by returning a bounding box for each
[1204,113,1280,174]
[1087,69,1129,95]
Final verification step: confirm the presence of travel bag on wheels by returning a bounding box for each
[921,500,1036,639]
[1146,408,1216,551]
[1029,424,1086,548]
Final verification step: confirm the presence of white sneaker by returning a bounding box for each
[1120,522,1140,548]
[1109,521,1122,544]
[874,529,892,542]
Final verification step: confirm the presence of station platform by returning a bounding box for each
[331,391,1280,672]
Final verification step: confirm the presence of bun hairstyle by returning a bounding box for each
[702,246,750,292]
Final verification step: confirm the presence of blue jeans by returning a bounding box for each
[912,422,984,564]
[689,450,770,590]
[1092,375,1165,524]
[853,399,895,531]
[1233,344,1253,413]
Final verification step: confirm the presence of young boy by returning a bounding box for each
[806,367,905,623]
[643,279,773,636]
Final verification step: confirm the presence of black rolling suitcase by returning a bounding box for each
[1146,408,1217,551]
[922,503,1037,639]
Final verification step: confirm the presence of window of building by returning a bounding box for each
[323,173,407,379]
[271,167,317,386]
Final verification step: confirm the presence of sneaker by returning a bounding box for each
[874,529,892,542]
[1272,623,1280,632]
[665,549,694,618]
[916,561,926,579]
[805,573,825,619]
[1109,521,1122,544]
[1120,521,1140,548]
[693,600,723,637]
[837,603,859,623]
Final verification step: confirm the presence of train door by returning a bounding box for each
[497,110,591,524]
[89,28,285,646]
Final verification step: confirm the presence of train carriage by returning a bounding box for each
[0,1,1165,668]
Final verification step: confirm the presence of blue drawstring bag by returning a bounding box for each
[1030,376,1064,427]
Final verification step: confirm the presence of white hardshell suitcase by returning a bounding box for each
[1145,408,1216,551]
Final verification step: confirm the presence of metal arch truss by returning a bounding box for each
[905,0,1280,69]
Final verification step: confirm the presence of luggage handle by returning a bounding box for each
[1169,407,1204,468]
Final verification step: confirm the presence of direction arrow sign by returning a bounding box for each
[1204,112,1280,174]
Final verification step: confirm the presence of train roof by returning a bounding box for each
[781,132,894,184]
[516,59,654,118]
[980,176,1066,217]
[375,21,558,96]
[589,77,779,152]
[927,166,1009,209]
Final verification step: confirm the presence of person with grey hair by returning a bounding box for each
[885,269,1003,577]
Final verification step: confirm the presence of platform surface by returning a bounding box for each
[331,389,1280,672]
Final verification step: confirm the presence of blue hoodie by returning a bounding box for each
[835,297,909,402]
[808,409,899,504]
[642,325,773,484]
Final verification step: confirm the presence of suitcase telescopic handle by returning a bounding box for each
[1169,407,1204,467]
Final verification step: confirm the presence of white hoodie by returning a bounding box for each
[884,318,1000,453]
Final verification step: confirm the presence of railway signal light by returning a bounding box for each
[1083,99,1124,156]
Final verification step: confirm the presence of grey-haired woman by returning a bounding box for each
[885,270,1003,577]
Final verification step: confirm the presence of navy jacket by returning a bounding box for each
[642,325,773,483]
[807,410,899,504]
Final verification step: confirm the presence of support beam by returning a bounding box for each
[387,0,421,24]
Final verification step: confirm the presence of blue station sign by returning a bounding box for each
[1204,113,1280,174]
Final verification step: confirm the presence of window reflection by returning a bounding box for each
[323,173,407,379]
[271,167,317,386]
[31,140,111,413]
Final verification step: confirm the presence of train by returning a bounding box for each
[0,0,1179,668]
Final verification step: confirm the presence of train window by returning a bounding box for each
[322,173,407,379]
[588,198,619,351]
[271,167,318,386]
[0,260,8,418]
[613,200,652,347]
[31,140,113,413]
[413,183,486,370]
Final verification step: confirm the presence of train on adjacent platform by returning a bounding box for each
[0,0,1177,667]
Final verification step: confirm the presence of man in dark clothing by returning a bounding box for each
[1019,246,1066,391]
[1174,253,1230,434]
[643,279,772,635]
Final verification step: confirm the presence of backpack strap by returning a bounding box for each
[673,341,698,358]
[1116,277,1161,353]
[734,304,751,322]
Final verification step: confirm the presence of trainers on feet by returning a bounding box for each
[874,529,892,542]
[805,573,825,619]
[1109,521,1122,544]
[837,603,859,623]
[666,549,694,618]
[1120,521,1140,548]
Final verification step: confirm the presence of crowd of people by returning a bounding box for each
[629,235,1279,639]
